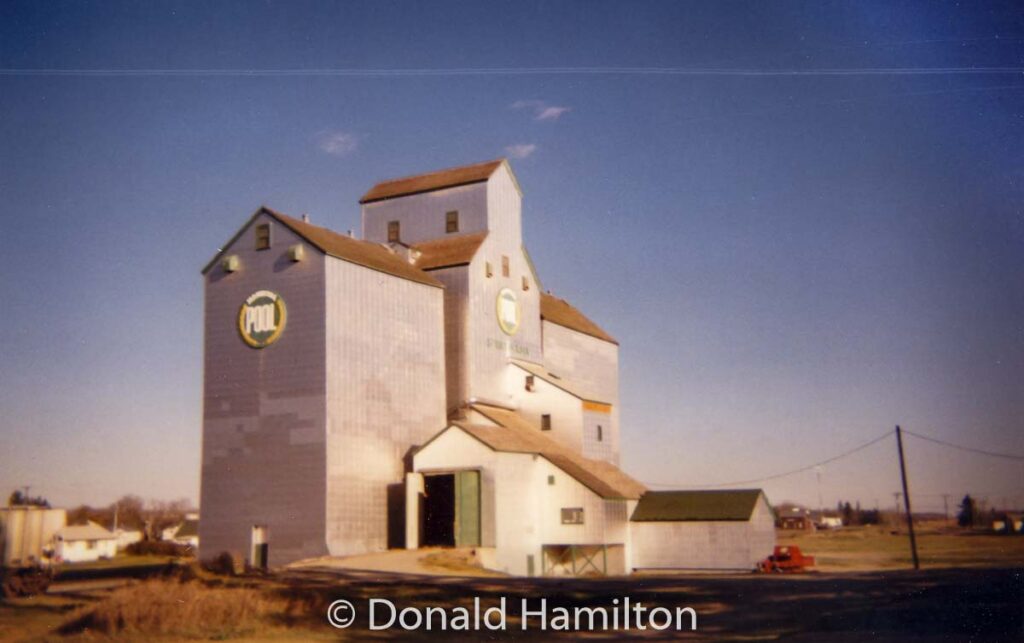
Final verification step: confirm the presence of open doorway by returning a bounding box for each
[421,471,480,548]
[423,475,455,546]
[251,525,268,570]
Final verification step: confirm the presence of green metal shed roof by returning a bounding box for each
[630,489,764,522]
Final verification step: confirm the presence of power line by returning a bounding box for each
[645,430,892,488]
[1,66,1023,78]
[902,429,1024,461]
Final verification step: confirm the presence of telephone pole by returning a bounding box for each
[942,494,950,522]
[895,426,920,570]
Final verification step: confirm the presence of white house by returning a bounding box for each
[163,513,199,549]
[55,521,117,563]
[114,528,144,551]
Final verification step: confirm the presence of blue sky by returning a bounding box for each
[1,1,1022,513]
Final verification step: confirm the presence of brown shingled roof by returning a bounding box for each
[540,292,617,345]
[201,207,442,288]
[462,404,645,500]
[412,232,488,271]
[360,159,505,204]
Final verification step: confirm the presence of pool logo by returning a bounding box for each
[238,290,287,348]
[496,288,521,336]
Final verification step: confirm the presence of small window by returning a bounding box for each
[486,262,493,278]
[597,425,603,442]
[388,220,400,243]
[525,375,535,392]
[541,414,551,431]
[255,224,271,250]
[561,507,584,524]
[446,210,459,233]
[522,276,529,291]
[501,255,510,277]
[547,475,555,486]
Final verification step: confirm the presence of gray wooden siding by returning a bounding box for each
[542,321,620,464]
[362,182,488,245]
[200,212,329,566]
[323,256,447,556]
[630,497,777,570]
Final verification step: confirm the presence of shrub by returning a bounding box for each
[59,578,285,637]
[125,540,192,557]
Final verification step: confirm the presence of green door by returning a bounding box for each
[454,470,481,547]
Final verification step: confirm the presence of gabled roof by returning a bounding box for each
[360,159,506,204]
[540,293,617,345]
[630,490,765,522]
[510,359,610,405]
[412,232,488,271]
[57,521,116,541]
[458,404,645,500]
[201,207,442,289]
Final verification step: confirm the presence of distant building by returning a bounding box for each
[816,516,843,530]
[776,504,814,530]
[0,507,66,566]
[992,513,1023,535]
[113,528,144,551]
[55,521,117,563]
[162,513,199,549]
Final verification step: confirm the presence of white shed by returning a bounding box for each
[630,490,776,571]
[55,521,117,563]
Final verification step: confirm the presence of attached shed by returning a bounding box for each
[629,489,775,571]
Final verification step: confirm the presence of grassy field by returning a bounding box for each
[781,522,1024,571]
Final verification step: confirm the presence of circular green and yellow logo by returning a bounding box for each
[496,287,521,336]
[238,290,287,348]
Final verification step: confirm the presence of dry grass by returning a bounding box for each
[58,578,289,639]
[782,523,1024,571]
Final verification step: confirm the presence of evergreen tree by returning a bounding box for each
[957,494,976,527]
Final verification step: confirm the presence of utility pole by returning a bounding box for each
[895,426,920,570]
[815,466,824,521]
[942,494,950,522]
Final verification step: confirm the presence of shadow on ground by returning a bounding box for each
[273,566,1023,641]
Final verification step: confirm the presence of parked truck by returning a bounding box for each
[0,506,66,597]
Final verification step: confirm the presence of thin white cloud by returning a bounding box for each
[505,143,538,159]
[510,99,571,121]
[536,105,571,121]
[317,130,358,156]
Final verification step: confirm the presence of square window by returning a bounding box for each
[561,507,584,524]
[501,255,510,277]
[548,475,555,486]
[541,414,551,431]
[255,224,271,250]
[525,375,535,392]
[388,220,400,243]
[446,210,459,233]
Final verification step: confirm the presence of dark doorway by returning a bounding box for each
[423,474,455,546]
